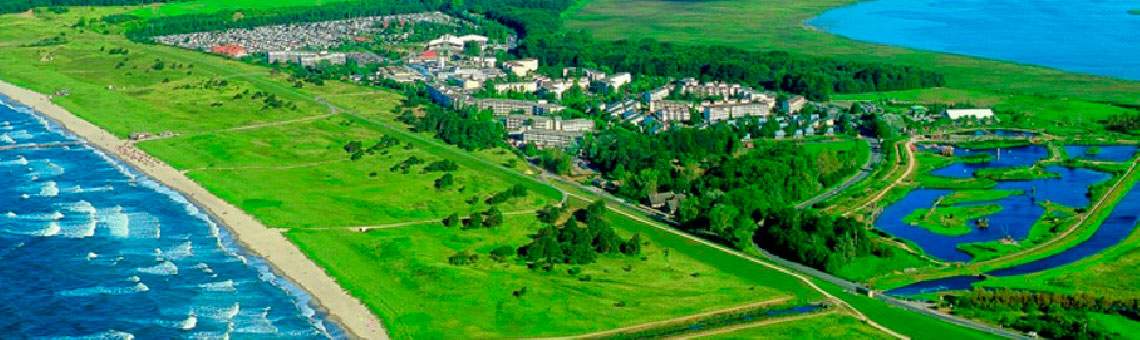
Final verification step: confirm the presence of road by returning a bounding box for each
[542,141,1026,339]
[796,138,883,209]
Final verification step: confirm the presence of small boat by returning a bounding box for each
[976,218,989,229]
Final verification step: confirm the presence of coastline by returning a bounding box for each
[0,80,389,340]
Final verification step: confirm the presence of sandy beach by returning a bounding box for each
[0,80,388,340]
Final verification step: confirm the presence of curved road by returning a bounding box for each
[796,138,883,209]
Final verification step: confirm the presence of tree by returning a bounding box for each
[621,233,642,255]
[434,173,455,190]
[484,206,504,227]
[443,213,460,227]
[708,204,740,239]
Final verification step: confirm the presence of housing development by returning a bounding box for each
[0,0,1137,339]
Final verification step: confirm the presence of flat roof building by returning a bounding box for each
[945,109,995,120]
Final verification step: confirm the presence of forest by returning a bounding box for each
[581,124,869,259]
[517,32,945,101]
[950,289,1139,339]
[0,0,172,14]
[753,208,888,272]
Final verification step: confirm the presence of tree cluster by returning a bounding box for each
[519,32,944,100]
[400,105,504,150]
[951,289,1139,339]
[0,0,171,14]
[753,208,886,272]
[517,201,641,268]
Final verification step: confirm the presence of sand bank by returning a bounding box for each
[0,80,388,340]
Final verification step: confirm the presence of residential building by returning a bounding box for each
[605,72,632,89]
[210,44,248,58]
[560,119,595,132]
[643,85,673,102]
[785,95,807,113]
[652,100,692,123]
[503,59,539,76]
[493,81,538,93]
[523,129,583,148]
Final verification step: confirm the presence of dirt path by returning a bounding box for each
[553,296,794,339]
[847,139,916,216]
[674,311,839,339]
[0,81,390,339]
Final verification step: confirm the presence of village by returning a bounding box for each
[153,11,998,152]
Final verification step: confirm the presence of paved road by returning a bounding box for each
[796,138,883,209]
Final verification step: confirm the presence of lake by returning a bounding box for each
[0,97,342,338]
[810,0,1140,80]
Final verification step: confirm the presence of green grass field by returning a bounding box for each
[287,213,810,339]
[566,0,1139,134]
[698,313,891,339]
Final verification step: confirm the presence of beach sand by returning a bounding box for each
[0,80,388,340]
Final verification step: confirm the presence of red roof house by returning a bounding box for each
[210,44,248,58]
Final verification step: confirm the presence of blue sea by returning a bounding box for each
[810,0,1140,80]
[0,96,342,338]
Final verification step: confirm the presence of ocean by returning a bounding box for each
[0,96,342,338]
[810,0,1140,81]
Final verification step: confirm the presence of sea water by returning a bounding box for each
[0,96,344,338]
[810,0,1140,80]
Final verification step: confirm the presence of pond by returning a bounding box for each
[878,165,1108,262]
[1065,145,1138,163]
[928,144,1049,178]
[887,186,1140,296]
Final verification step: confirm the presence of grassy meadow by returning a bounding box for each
[566,0,1140,134]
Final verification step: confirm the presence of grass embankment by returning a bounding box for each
[811,280,1002,340]
[697,313,892,340]
[0,7,835,338]
[903,204,1002,236]
[566,0,1140,135]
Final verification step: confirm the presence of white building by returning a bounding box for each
[605,72,632,90]
[504,59,539,76]
[945,109,995,120]
[494,81,539,93]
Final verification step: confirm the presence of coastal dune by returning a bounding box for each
[0,80,388,340]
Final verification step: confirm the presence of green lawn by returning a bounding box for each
[940,189,1021,205]
[287,212,816,339]
[566,0,1140,134]
[698,313,891,339]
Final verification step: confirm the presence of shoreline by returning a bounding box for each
[0,80,388,340]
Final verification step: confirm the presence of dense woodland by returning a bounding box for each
[951,289,1139,339]
[518,33,944,101]
[0,0,172,14]
[580,123,876,266]
[754,208,887,272]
